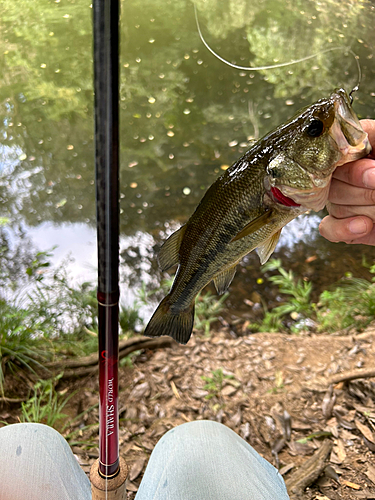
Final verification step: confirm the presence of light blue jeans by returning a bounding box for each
[0,421,289,500]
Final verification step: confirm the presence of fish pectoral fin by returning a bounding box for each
[256,229,282,265]
[158,225,187,271]
[214,264,237,295]
[230,210,273,243]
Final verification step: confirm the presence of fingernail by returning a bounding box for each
[363,169,375,188]
[349,218,367,234]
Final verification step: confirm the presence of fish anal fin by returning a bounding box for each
[256,229,282,265]
[230,210,273,243]
[214,264,237,295]
[158,225,187,271]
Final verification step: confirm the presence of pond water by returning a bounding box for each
[1,0,375,325]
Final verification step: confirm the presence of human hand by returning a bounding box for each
[319,119,375,246]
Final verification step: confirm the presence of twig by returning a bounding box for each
[0,396,27,404]
[285,440,332,498]
[328,367,375,385]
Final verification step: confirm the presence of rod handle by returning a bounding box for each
[90,457,128,499]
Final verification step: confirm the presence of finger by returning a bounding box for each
[328,178,375,206]
[319,215,374,243]
[360,119,375,149]
[332,158,375,189]
[346,229,375,246]
[326,202,375,221]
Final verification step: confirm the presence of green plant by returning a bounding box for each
[250,259,315,333]
[119,350,141,368]
[25,247,56,281]
[20,374,74,428]
[262,259,314,318]
[249,310,284,333]
[25,269,98,338]
[317,271,375,332]
[119,304,141,333]
[195,291,228,336]
[268,370,284,394]
[0,299,47,395]
[136,277,174,307]
[316,287,352,332]
[201,368,234,400]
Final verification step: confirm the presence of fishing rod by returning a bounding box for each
[90,0,128,497]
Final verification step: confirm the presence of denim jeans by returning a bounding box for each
[0,421,289,499]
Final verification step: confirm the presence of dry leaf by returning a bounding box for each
[279,463,294,476]
[365,464,375,485]
[363,436,375,452]
[126,481,139,492]
[290,440,315,456]
[170,381,181,399]
[192,389,209,399]
[322,385,336,420]
[129,382,150,400]
[230,409,242,427]
[324,465,340,482]
[305,255,317,263]
[355,419,375,443]
[129,458,145,481]
[240,422,250,439]
[221,385,237,397]
[335,439,346,464]
[330,450,341,465]
[131,444,144,452]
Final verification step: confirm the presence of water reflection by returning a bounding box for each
[1,0,375,324]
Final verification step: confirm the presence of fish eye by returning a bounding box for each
[306,119,324,138]
[267,167,281,178]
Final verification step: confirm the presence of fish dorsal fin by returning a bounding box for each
[230,210,273,243]
[213,264,237,295]
[256,229,282,265]
[158,225,187,271]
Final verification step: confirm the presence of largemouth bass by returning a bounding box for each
[144,88,371,344]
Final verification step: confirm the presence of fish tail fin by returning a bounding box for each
[144,296,195,345]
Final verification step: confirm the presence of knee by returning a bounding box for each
[158,420,230,446]
[0,423,69,455]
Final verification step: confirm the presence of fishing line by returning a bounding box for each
[349,55,362,103]
[194,4,361,97]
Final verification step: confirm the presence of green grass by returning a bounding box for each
[201,368,234,400]
[317,272,375,332]
[0,299,48,395]
[20,374,74,429]
[195,291,228,336]
[251,258,375,334]
[0,248,101,393]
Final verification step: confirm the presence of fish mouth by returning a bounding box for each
[273,183,330,211]
[330,89,371,165]
[270,181,330,211]
[270,187,301,207]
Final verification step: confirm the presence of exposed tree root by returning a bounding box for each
[285,440,332,498]
[46,336,176,379]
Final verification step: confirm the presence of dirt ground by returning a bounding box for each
[3,325,375,499]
